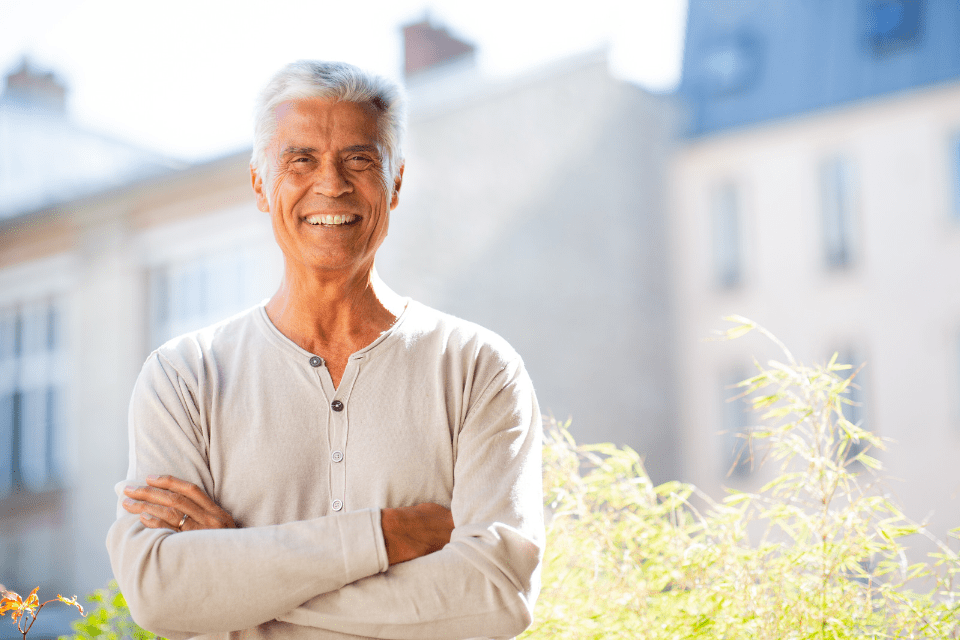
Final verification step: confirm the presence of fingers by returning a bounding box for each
[122,489,192,531]
[146,475,218,512]
[122,475,237,531]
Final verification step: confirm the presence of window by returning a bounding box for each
[952,134,960,222]
[865,0,923,55]
[834,347,868,463]
[149,249,262,348]
[820,157,858,269]
[700,31,765,95]
[0,298,65,496]
[720,369,752,478]
[713,183,742,288]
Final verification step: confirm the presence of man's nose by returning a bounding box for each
[313,158,351,197]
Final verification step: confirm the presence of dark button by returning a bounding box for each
[331,400,344,412]
[309,356,322,367]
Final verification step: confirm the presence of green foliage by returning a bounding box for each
[523,317,960,639]
[60,581,162,640]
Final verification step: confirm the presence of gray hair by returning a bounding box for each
[251,60,406,190]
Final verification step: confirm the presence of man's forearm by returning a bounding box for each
[107,507,389,636]
[277,521,541,639]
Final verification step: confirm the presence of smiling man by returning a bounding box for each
[106,61,544,640]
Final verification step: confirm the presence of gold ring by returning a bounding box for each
[177,513,190,531]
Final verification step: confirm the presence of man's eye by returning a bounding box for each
[288,157,315,172]
[345,156,373,168]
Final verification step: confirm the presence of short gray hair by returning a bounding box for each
[251,60,406,187]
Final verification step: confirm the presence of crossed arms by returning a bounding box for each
[106,344,544,639]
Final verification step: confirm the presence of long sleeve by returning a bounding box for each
[277,359,545,639]
[106,353,390,638]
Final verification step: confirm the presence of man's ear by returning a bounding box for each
[251,165,270,212]
[390,164,404,210]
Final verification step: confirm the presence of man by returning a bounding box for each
[107,61,543,639]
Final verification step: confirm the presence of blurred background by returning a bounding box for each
[2,0,960,635]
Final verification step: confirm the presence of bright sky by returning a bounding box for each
[0,0,688,162]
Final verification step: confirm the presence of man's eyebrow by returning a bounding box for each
[279,145,381,157]
[342,144,382,156]
[280,146,317,156]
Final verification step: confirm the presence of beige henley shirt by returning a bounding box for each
[106,300,543,640]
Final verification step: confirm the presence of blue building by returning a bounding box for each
[680,0,960,136]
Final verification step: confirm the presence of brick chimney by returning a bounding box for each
[1,58,67,114]
[403,19,476,79]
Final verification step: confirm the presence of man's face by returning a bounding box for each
[252,97,402,276]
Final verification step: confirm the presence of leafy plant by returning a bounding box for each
[55,316,960,637]
[60,581,162,640]
[0,586,84,640]
[522,316,960,639]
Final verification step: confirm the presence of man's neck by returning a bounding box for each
[265,265,405,386]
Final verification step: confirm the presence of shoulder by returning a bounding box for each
[396,301,533,398]
[145,304,265,384]
[400,300,522,369]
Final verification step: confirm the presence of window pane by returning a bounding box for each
[720,370,751,477]
[713,183,741,288]
[0,307,16,362]
[46,386,62,481]
[20,303,49,357]
[0,393,13,496]
[821,157,856,268]
[0,297,66,494]
[149,249,264,349]
[47,301,61,352]
[20,387,49,490]
[835,348,867,463]
[865,0,922,55]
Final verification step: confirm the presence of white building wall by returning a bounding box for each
[670,80,960,547]
[380,54,681,482]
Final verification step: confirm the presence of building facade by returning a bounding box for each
[672,0,960,550]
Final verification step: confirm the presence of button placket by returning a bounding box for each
[327,356,362,516]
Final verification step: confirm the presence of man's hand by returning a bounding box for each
[123,475,237,532]
[380,503,454,566]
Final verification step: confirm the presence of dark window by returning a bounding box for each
[835,348,868,465]
[700,31,765,95]
[721,369,752,478]
[0,393,13,495]
[821,157,857,269]
[713,183,742,288]
[0,300,64,496]
[865,0,923,55]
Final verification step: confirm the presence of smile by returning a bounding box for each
[304,214,359,226]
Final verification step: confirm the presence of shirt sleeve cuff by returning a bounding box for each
[337,507,389,581]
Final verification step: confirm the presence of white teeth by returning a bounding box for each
[305,214,357,226]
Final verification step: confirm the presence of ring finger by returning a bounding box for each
[123,497,192,531]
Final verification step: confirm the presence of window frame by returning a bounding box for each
[712,181,744,289]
